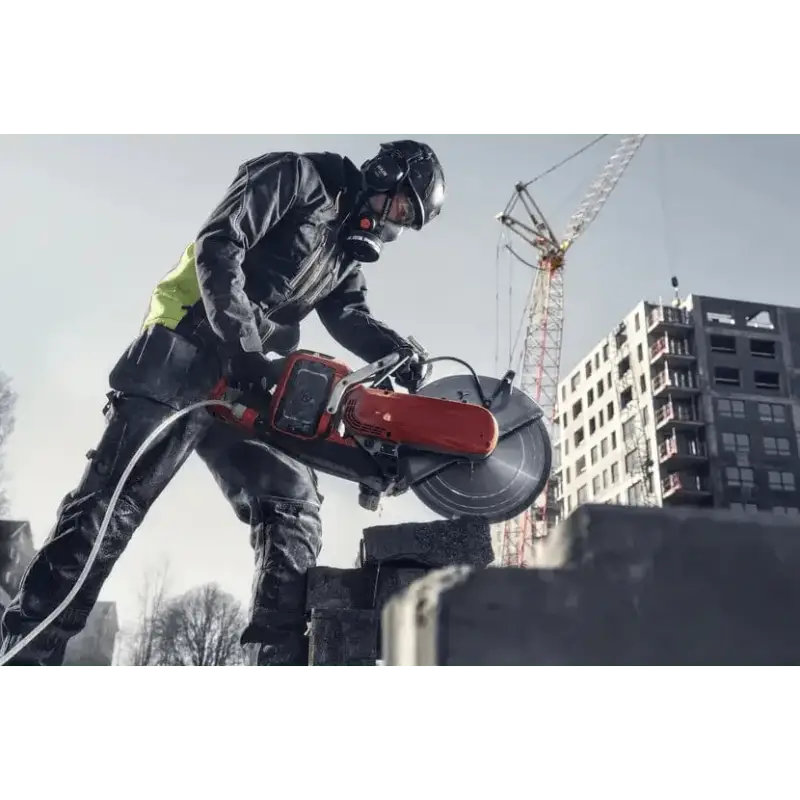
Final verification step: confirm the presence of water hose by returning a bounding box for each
[0,399,234,667]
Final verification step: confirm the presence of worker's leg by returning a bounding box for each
[196,423,323,666]
[0,325,220,665]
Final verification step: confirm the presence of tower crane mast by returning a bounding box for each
[495,135,647,567]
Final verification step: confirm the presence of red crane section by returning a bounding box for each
[494,135,647,566]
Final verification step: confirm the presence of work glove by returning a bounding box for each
[393,352,427,393]
[225,349,282,394]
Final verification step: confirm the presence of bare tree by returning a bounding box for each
[155,584,247,666]
[125,561,172,666]
[125,578,247,666]
[0,371,17,516]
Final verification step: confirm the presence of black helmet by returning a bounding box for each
[363,140,447,229]
[343,140,446,263]
[368,139,447,231]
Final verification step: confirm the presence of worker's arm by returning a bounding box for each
[194,153,319,356]
[316,269,408,364]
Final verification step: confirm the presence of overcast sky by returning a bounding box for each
[1,134,798,630]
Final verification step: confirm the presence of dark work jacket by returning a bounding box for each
[140,150,407,364]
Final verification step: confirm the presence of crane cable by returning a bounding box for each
[507,164,610,372]
[494,225,527,376]
[656,136,678,288]
[493,225,533,378]
[494,229,506,374]
[495,134,612,376]
[522,134,609,189]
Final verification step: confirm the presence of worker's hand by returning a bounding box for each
[394,353,426,393]
[225,350,281,394]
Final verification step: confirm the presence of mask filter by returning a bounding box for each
[343,210,384,263]
[342,195,404,263]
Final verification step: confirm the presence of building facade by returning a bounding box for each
[553,294,800,520]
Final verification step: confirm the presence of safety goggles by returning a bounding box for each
[369,191,416,228]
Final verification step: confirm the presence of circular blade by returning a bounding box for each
[410,375,552,524]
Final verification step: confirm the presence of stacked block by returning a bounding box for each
[306,517,493,665]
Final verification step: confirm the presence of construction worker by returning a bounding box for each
[0,140,447,666]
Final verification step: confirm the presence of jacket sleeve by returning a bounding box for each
[316,269,408,364]
[194,153,320,355]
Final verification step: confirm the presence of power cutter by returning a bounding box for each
[210,338,552,524]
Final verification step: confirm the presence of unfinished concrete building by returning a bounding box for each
[553,294,800,519]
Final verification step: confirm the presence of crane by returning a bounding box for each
[494,135,647,568]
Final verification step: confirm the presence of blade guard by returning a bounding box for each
[342,386,498,458]
[402,374,553,524]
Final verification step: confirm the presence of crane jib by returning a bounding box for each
[492,134,648,564]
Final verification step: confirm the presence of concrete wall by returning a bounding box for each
[384,504,800,665]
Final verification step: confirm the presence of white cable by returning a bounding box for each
[0,399,234,667]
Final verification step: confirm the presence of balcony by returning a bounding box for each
[650,335,695,367]
[651,368,700,398]
[654,401,704,431]
[647,305,692,333]
[615,340,631,363]
[543,482,560,509]
[658,436,708,468]
[661,471,712,503]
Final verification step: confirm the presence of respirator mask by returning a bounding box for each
[342,148,417,263]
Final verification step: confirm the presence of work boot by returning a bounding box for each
[242,635,310,666]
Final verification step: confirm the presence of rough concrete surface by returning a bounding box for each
[306,568,370,610]
[306,516,493,665]
[418,504,800,665]
[533,503,800,570]
[308,609,380,666]
[306,566,428,611]
[358,517,493,569]
[305,563,429,665]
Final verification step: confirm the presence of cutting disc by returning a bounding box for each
[410,374,552,524]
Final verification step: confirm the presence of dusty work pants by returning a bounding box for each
[0,323,323,666]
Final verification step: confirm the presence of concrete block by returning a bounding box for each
[358,517,493,569]
[374,566,430,608]
[308,609,380,666]
[382,511,800,664]
[306,568,370,610]
[306,566,429,611]
[533,503,800,571]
